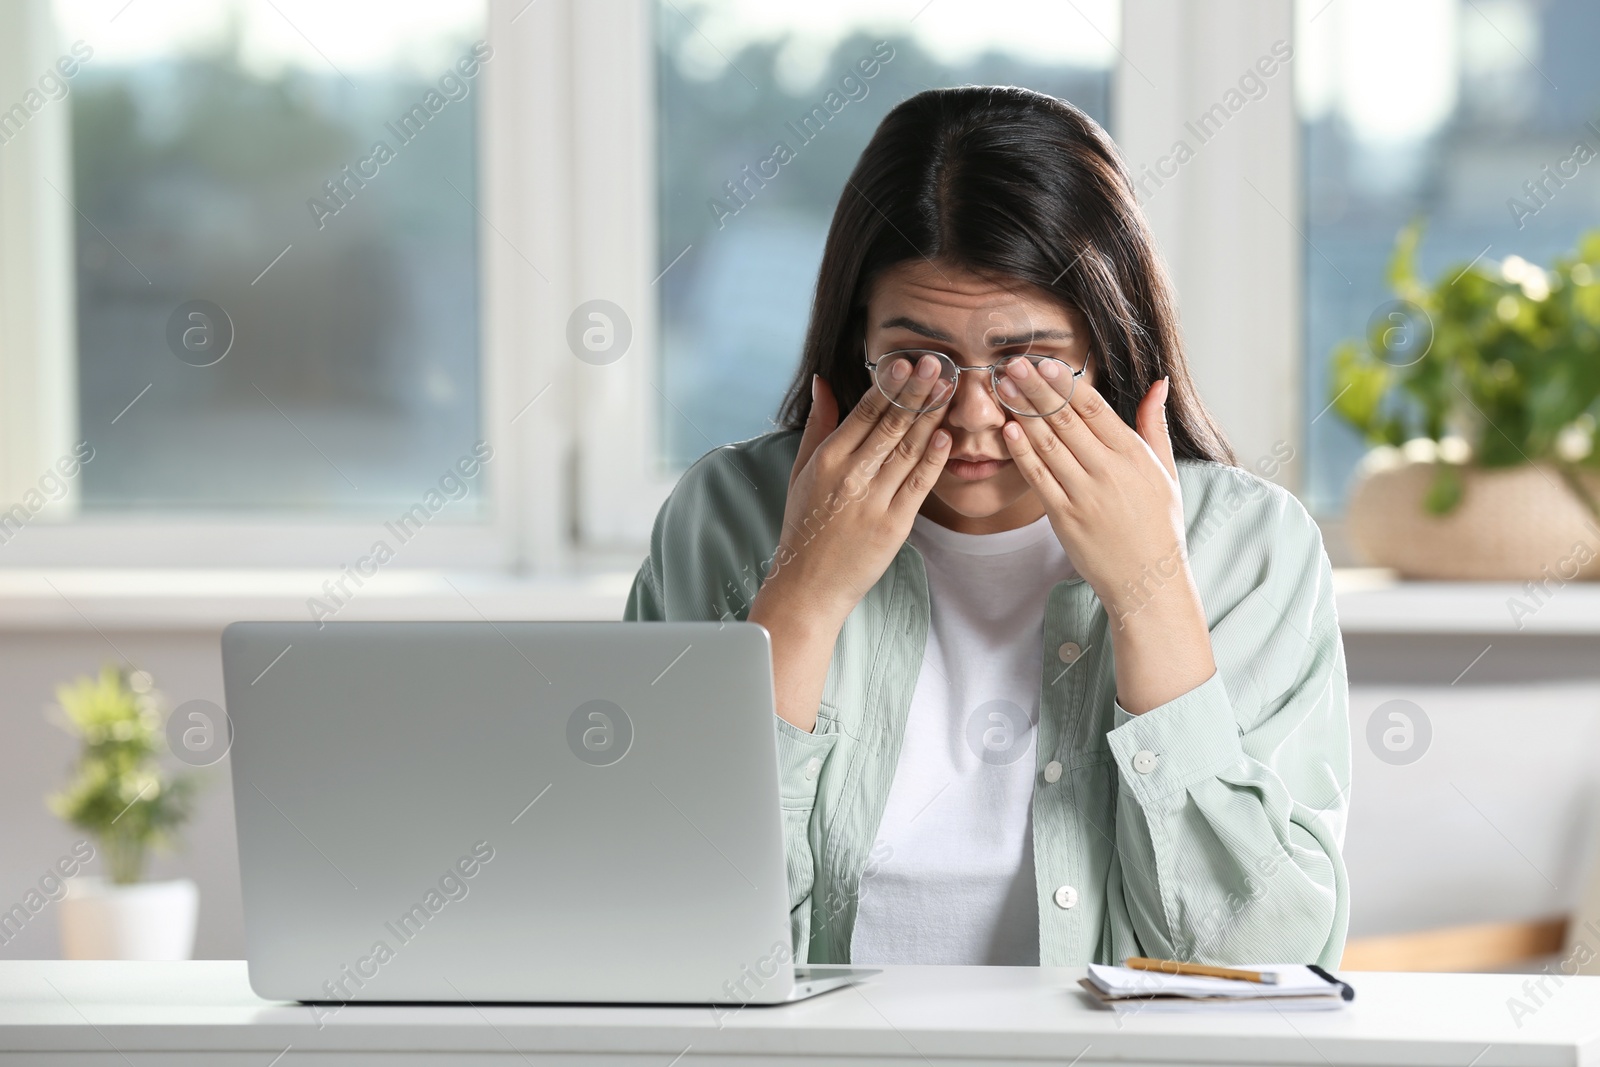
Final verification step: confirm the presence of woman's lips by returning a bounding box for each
[945,456,1010,481]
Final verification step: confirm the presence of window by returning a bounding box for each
[48,0,488,513]
[1297,0,1600,514]
[653,0,1120,469]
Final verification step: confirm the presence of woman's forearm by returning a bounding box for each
[747,577,846,734]
[1108,574,1216,715]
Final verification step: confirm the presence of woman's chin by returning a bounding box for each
[930,469,1032,521]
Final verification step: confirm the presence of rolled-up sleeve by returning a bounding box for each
[1106,496,1351,970]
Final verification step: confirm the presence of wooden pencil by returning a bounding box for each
[1123,956,1280,985]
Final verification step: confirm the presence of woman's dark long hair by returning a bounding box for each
[775,85,1236,467]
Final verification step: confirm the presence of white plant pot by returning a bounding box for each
[59,877,198,960]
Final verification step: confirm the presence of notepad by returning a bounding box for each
[1079,963,1355,1013]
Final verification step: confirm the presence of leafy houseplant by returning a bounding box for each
[1330,223,1600,520]
[49,665,200,884]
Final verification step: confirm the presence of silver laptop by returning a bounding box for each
[221,620,868,1007]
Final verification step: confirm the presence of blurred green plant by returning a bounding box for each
[47,666,201,885]
[1330,222,1600,516]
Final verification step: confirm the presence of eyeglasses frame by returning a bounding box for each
[861,339,1086,418]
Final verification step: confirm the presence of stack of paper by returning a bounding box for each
[1079,964,1355,1013]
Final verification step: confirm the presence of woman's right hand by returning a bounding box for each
[759,358,953,629]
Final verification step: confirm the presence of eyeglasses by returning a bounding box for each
[863,340,1085,417]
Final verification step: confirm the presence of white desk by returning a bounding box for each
[3,962,1600,1066]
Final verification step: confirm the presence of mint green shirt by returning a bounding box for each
[624,429,1350,968]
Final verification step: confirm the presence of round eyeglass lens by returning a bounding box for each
[995,356,1076,417]
[873,351,958,412]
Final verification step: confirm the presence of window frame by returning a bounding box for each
[1113,0,1302,496]
[0,0,556,570]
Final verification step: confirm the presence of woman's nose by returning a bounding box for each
[941,368,1006,433]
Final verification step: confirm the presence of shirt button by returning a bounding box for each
[1132,750,1159,775]
[1043,760,1062,783]
[1053,885,1078,909]
[804,757,822,781]
[1057,641,1082,664]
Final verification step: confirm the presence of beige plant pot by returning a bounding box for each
[1346,452,1600,580]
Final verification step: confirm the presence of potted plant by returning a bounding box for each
[49,665,203,960]
[1330,223,1600,580]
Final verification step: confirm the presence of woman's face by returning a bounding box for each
[864,259,1094,534]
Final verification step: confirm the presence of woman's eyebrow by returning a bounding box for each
[878,316,954,341]
[986,328,1074,346]
[877,316,1074,346]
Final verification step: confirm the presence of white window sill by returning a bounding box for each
[1333,568,1600,634]
[0,567,1592,634]
[0,568,638,631]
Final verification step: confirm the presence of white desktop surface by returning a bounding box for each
[2,961,1598,1066]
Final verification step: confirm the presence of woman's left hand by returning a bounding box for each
[998,360,1216,714]
[997,361,1187,623]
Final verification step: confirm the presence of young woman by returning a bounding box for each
[625,86,1350,969]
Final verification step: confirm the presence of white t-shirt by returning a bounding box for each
[849,511,1077,965]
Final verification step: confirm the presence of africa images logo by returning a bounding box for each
[566,700,633,767]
